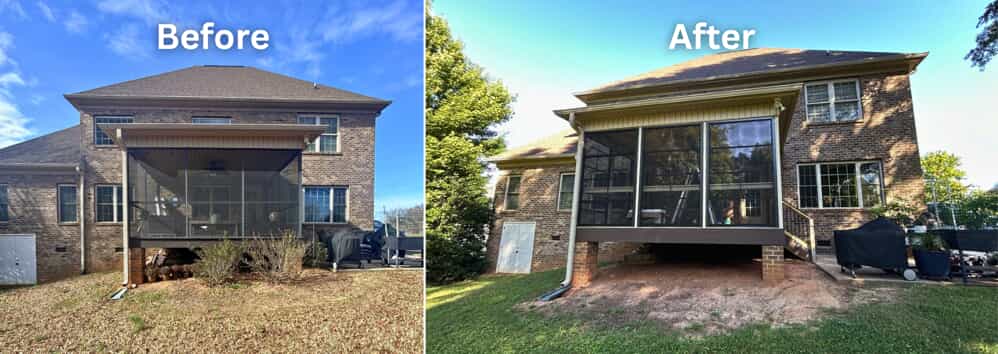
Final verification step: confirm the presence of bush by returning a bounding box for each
[303,240,329,268]
[870,198,919,227]
[192,238,244,286]
[427,232,487,285]
[957,190,998,230]
[246,230,307,282]
[911,232,948,252]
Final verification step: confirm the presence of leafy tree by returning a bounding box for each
[957,190,998,229]
[966,0,998,70]
[425,5,513,284]
[921,151,969,204]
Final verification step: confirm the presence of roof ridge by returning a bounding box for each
[241,66,386,102]
[69,66,198,96]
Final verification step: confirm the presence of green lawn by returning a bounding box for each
[427,268,998,354]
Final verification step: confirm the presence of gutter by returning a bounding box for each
[78,165,85,274]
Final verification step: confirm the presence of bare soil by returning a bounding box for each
[0,268,423,352]
[522,260,895,336]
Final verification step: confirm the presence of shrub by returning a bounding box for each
[870,198,919,227]
[956,190,998,230]
[911,232,949,252]
[426,232,487,285]
[192,238,244,286]
[303,240,329,268]
[246,230,307,282]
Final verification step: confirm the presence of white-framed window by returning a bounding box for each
[192,117,232,124]
[298,115,339,153]
[797,162,884,209]
[303,186,348,223]
[504,175,521,210]
[557,173,574,211]
[0,184,8,223]
[804,79,862,123]
[58,184,78,223]
[95,184,123,222]
[94,116,134,145]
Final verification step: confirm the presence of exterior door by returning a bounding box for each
[496,222,536,274]
[0,234,37,285]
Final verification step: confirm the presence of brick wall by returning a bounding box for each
[487,164,639,273]
[761,245,785,281]
[78,107,377,274]
[780,73,926,241]
[0,173,81,283]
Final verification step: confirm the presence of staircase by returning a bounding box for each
[782,201,816,261]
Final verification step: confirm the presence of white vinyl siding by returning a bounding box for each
[804,80,861,123]
[94,116,133,145]
[298,115,339,153]
[797,162,884,209]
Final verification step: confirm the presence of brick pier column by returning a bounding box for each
[571,241,599,288]
[128,248,145,285]
[761,245,784,281]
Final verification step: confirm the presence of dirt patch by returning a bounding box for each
[0,268,424,352]
[522,260,895,336]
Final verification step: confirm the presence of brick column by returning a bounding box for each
[761,245,784,281]
[128,248,145,285]
[571,241,599,288]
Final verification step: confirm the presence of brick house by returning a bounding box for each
[487,48,927,286]
[0,66,387,285]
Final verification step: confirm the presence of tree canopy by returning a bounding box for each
[425,5,513,284]
[922,151,969,204]
[966,0,998,70]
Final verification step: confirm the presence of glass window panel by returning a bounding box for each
[58,186,78,223]
[834,101,860,121]
[321,117,338,133]
[820,163,858,208]
[304,187,331,223]
[319,135,336,153]
[797,165,819,208]
[578,129,637,226]
[807,103,832,122]
[332,187,347,222]
[505,176,520,210]
[806,84,829,103]
[297,116,316,125]
[639,125,701,226]
[192,117,232,124]
[94,116,133,145]
[860,163,884,208]
[834,82,858,100]
[0,185,8,222]
[558,174,574,211]
[96,185,120,222]
[708,119,776,226]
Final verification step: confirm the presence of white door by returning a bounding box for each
[496,222,536,274]
[0,234,37,285]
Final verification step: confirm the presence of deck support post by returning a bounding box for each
[761,245,784,281]
[571,241,599,288]
[128,248,145,285]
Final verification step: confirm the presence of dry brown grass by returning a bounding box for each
[0,268,424,352]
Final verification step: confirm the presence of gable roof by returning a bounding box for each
[65,65,389,106]
[0,125,80,168]
[577,48,926,101]
[490,130,577,163]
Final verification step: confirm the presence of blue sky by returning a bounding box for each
[0,0,424,217]
[435,0,998,190]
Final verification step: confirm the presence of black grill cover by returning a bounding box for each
[833,217,908,271]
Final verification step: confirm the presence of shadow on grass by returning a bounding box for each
[427,268,998,354]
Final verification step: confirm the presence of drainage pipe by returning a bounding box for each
[561,112,584,287]
[78,165,85,274]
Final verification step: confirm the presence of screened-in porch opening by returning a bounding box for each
[128,149,301,239]
[578,117,780,229]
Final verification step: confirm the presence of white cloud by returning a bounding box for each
[0,31,13,67]
[0,0,27,19]
[319,0,421,43]
[64,10,88,33]
[28,93,42,105]
[0,32,30,147]
[35,1,53,21]
[96,0,166,25]
[104,23,148,59]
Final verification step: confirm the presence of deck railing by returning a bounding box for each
[782,201,816,261]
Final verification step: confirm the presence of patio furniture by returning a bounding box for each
[833,217,914,280]
[936,230,998,283]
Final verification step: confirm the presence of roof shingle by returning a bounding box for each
[491,130,577,162]
[68,65,388,103]
[0,125,80,165]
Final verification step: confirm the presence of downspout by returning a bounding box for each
[78,165,85,274]
[539,112,584,301]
